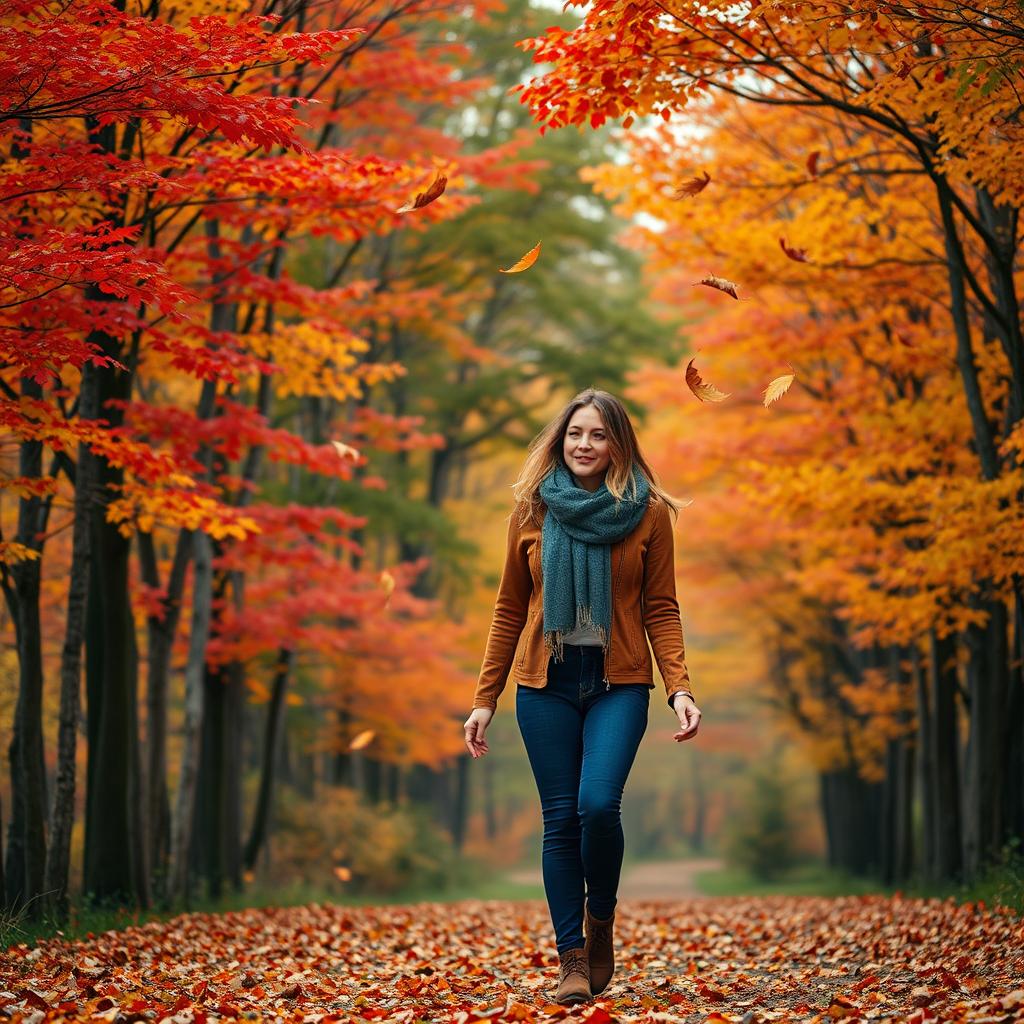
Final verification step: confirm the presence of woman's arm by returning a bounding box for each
[470,503,533,711]
[641,499,695,708]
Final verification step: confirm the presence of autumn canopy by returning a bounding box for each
[1,0,1022,937]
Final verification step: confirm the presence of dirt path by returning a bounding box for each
[507,857,723,900]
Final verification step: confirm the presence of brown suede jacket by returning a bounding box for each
[472,494,694,711]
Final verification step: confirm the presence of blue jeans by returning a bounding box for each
[516,644,649,953]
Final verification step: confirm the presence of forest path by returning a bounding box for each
[506,856,724,901]
[5,892,1020,1024]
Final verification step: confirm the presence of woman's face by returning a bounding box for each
[563,404,611,490]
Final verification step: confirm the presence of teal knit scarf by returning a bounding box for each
[539,461,651,662]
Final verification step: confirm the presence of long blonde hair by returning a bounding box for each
[511,388,683,525]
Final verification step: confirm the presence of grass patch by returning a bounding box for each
[0,865,546,952]
[693,860,886,898]
[694,841,1024,916]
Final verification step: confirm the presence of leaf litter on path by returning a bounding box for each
[1,894,1021,1024]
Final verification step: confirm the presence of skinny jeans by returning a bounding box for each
[515,643,649,953]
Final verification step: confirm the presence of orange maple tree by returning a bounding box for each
[511,0,1024,881]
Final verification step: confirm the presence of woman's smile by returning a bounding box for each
[563,405,611,487]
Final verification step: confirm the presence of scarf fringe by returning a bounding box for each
[545,603,608,663]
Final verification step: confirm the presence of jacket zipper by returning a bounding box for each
[602,544,627,690]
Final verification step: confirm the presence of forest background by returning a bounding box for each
[1,0,1022,935]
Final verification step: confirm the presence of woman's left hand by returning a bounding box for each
[671,693,701,742]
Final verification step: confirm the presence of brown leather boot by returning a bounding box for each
[555,947,591,1005]
[584,906,615,995]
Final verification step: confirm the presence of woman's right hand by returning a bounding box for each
[464,708,494,758]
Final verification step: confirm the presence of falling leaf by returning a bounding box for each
[331,440,361,461]
[779,237,812,262]
[499,241,541,273]
[349,728,375,751]
[673,171,711,198]
[762,373,795,407]
[380,570,396,598]
[685,357,730,402]
[806,150,820,177]
[396,171,447,214]
[333,865,352,882]
[695,273,739,299]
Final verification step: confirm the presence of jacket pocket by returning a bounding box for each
[518,606,540,668]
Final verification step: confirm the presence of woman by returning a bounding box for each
[463,388,702,1005]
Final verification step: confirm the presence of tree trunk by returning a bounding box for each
[962,589,1010,879]
[3,379,50,917]
[43,366,98,922]
[194,660,225,900]
[244,648,292,871]
[976,186,1022,426]
[194,649,244,899]
[935,181,1000,481]
[128,630,149,909]
[82,346,136,908]
[1004,585,1024,843]
[929,628,962,882]
[912,640,937,882]
[166,530,214,905]
[138,528,192,897]
[223,659,245,891]
[820,764,882,876]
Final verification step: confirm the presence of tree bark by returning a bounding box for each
[1004,586,1024,843]
[138,528,192,898]
[243,647,292,871]
[165,529,214,905]
[929,628,962,882]
[912,640,937,882]
[223,659,245,891]
[3,380,51,918]
[935,181,1000,481]
[82,491,136,907]
[961,590,1010,879]
[44,365,98,922]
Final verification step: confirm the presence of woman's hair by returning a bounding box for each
[511,388,684,525]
